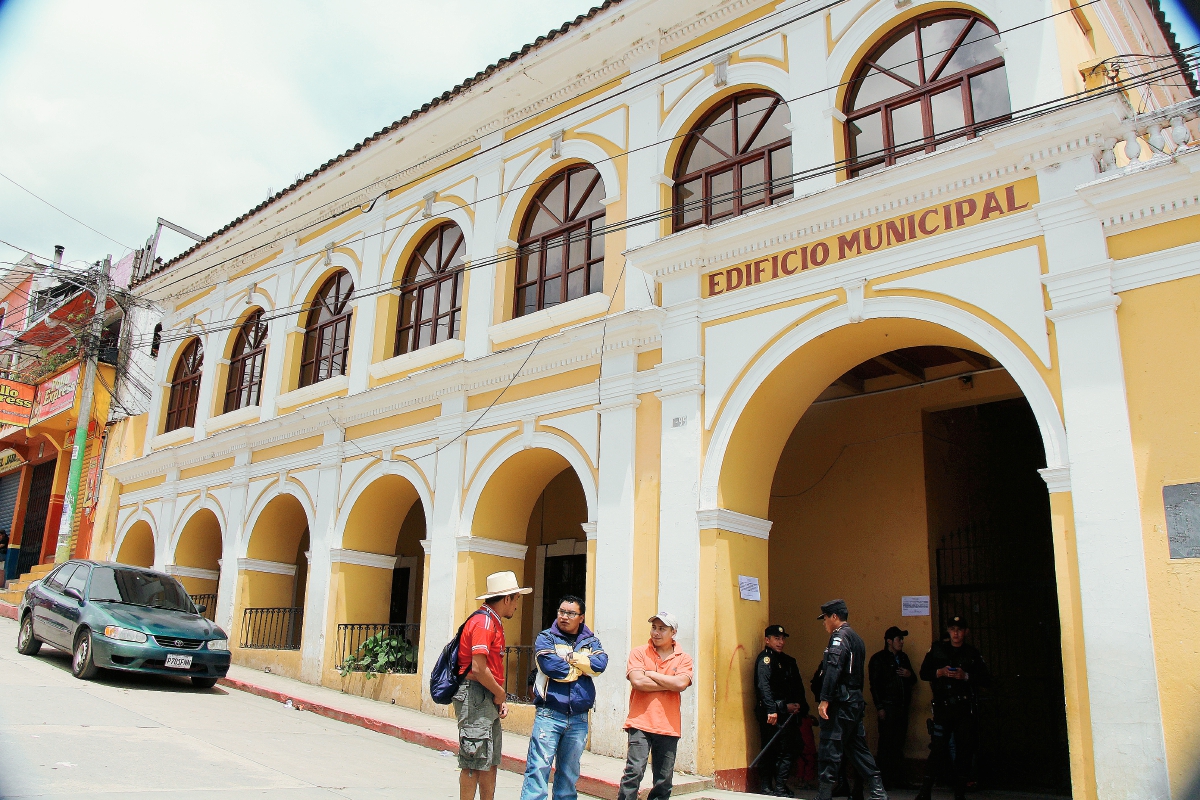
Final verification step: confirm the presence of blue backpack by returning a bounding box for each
[429,610,486,704]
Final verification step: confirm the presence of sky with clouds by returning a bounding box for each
[0,1,1197,272]
[0,0,585,269]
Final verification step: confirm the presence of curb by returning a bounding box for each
[216,676,711,799]
[0,601,16,620]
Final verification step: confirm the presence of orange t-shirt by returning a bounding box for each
[623,640,693,737]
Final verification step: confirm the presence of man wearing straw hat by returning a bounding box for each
[455,570,532,800]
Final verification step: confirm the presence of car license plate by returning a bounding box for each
[164,654,192,670]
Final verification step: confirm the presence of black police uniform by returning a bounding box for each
[815,602,886,800]
[754,641,807,796]
[915,633,991,800]
[867,642,916,787]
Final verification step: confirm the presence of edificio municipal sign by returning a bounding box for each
[702,177,1039,298]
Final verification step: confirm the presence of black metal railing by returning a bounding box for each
[503,645,536,704]
[336,623,420,675]
[240,607,302,650]
[190,594,217,621]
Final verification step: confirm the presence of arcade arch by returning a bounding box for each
[171,506,223,604]
[114,519,154,568]
[237,492,311,651]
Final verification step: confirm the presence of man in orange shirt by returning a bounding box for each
[617,611,693,800]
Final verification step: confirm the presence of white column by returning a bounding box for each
[420,393,469,697]
[993,0,1065,112]
[153,467,180,572]
[590,348,640,757]
[347,210,386,394]
[464,157,502,361]
[1039,158,1169,799]
[622,81,661,310]
[299,426,342,684]
[216,451,251,634]
[261,243,297,419]
[191,328,221,437]
[786,11,836,196]
[654,300,704,773]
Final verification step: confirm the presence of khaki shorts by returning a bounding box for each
[453,679,502,771]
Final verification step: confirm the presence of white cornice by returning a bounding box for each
[1039,466,1072,493]
[329,548,398,570]
[165,565,220,581]
[697,508,772,540]
[580,522,598,541]
[455,535,527,560]
[237,558,297,576]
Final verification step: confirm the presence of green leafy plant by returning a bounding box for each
[339,632,417,679]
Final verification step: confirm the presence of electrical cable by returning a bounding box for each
[0,170,135,254]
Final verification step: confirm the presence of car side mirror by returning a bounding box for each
[196,604,207,614]
[63,587,84,603]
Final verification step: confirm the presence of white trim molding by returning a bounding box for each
[237,558,298,576]
[419,538,432,555]
[581,521,598,540]
[1039,466,1072,493]
[206,404,262,434]
[369,337,465,381]
[165,565,220,581]
[329,548,399,570]
[487,292,611,347]
[697,508,772,540]
[151,427,195,450]
[275,374,349,411]
[455,535,528,560]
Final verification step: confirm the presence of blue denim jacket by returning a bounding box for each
[532,622,608,716]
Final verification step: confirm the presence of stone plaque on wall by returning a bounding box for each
[1163,483,1200,559]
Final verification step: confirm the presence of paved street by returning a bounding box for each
[0,616,553,799]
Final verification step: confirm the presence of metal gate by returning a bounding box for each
[16,461,57,575]
[0,471,20,579]
[936,521,1070,792]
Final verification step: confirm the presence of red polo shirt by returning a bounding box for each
[457,604,506,686]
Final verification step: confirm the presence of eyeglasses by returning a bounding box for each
[557,609,581,619]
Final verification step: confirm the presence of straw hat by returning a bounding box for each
[476,570,533,600]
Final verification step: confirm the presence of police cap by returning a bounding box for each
[884,626,908,640]
[947,615,968,629]
[818,599,849,620]
[764,624,789,638]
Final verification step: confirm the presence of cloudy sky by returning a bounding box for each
[0,0,583,268]
[1,1,1197,272]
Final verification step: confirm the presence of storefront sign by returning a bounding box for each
[31,364,80,426]
[0,379,35,427]
[0,448,24,474]
[701,177,1040,298]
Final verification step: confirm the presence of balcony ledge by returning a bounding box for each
[487,292,610,347]
[275,374,350,413]
[369,337,464,382]
[150,426,195,450]
[206,404,262,434]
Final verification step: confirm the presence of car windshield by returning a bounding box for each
[88,567,195,613]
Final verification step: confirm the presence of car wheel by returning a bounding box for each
[16,615,40,656]
[71,630,98,680]
[191,677,218,689]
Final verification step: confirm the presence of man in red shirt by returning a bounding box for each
[618,611,693,800]
[455,570,531,800]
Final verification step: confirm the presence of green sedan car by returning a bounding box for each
[15,559,230,688]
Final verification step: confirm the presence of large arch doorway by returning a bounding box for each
[331,473,428,685]
[115,520,154,567]
[237,493,309,656]
[469,446,592,703]
[172,508,222,619]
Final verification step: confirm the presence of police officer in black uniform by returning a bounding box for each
[915,616,991,800]
[868,626,917,788]
[754,624,807,796]
[815,599,887,800]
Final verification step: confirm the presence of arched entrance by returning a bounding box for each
[703,316,1072,794]
[330,472,429,687]
[237,493,310,657]
[172,507,222,619]
[466,445,593,703]
[115,520,154,567]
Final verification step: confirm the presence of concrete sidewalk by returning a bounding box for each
[219,664,713,800]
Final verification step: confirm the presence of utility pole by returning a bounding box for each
[53,255,111,563]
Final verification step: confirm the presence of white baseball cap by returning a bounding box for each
[649,611,679,630]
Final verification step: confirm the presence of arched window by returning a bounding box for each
[845,12,1010,177]
[150,323,163,358]
[165,338,203,432]
[299,270,353,388]
[224,309,268,413]
[516,164,606,318]
[396,222,465,356]
[673,92,792,231]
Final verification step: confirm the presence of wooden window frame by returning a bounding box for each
[165,338,203,432]
[672,91,793,232]
[395,222,466,356]
[299,271,353,388]
[223,309,268,413]
[514,164,607,319]
[844,11,1010,177]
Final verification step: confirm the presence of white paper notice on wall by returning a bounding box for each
[739,576,761,601]
[902,596,931,617]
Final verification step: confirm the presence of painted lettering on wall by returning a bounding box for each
[701,178,1038,298]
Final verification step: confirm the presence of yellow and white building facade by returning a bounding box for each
[95,1,1200,798]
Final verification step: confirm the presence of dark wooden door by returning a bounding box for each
[16,461,57,575]
[541,553,586,631]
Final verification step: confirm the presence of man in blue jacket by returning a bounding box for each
[519,594,608,800]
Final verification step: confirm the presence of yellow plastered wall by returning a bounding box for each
[115,520,154,567]
[176,575,217,595]
[633,393,662,629]
[91,414,148,561]
[1116,274,1200,794]
[174,507,222,571]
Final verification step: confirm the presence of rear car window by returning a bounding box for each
[88,567,194,612]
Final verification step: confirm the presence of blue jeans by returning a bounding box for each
[519,707,590,800]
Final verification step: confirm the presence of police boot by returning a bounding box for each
[863,773,887,800]
[816,781,836,800]
[773,752,796,797]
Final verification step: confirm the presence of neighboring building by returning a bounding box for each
[98,2,1198,798]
